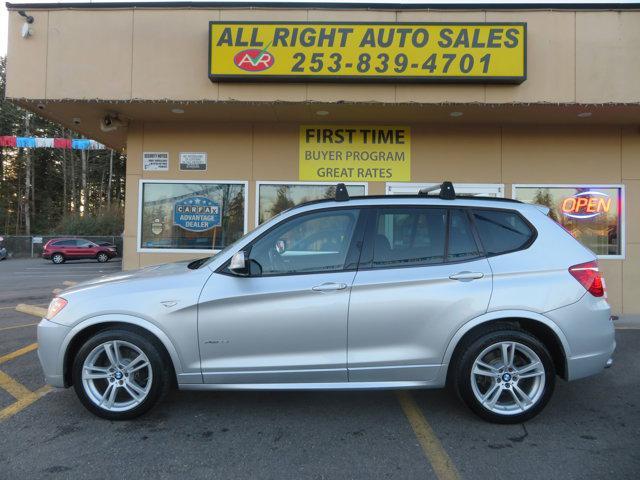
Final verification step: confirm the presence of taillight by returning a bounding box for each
[46,297,68,319]
[569,261,605,297]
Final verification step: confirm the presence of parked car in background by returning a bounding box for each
[42,238,117,264]
[38,183,615,423]
[0,236,6,260]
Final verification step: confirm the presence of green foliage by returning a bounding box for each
[55,208,123,236]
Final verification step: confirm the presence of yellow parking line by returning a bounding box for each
[0,370,33,400]
[0,385,52,422]
[0,343,38,366]
[52,288,62,295]
[0,323,39,332]
[62,280,77,287]
[15,304,48,318]
[396,391,461,480]
[615,326,640,330]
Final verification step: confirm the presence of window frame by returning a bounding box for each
[358,206,486,271]
[137,179,249,254]
[255,181,368,226]
[512,183,625,260]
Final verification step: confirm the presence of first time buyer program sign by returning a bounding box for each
[299,126,410,182]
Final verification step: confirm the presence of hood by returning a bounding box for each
[61,260,195,293]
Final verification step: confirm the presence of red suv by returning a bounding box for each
[42,238,117,264]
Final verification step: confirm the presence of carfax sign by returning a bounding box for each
[173,197,221,232]
[299,126,410,182]
[209,22,526,83]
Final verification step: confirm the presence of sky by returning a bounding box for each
[1,0,639,56]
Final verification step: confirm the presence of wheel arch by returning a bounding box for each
[61,315,182,388]
[443,310,570,382]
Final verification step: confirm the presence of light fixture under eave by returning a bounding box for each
[577,112,592,118]
[449,111,464,118]
[171,108,185,114]
[316,110,330,116]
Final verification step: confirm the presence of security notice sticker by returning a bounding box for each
[209,22,526,83]
[299,126,410,182]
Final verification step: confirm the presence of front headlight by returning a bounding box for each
[46,297,68,320]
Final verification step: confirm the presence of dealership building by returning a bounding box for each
[5,0,640,316]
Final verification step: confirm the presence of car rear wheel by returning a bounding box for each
[72,329,171,420]
[96,252,109,263]
[51,253,65,264]
[453,329,555,424]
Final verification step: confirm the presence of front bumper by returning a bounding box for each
[37,318,71,388]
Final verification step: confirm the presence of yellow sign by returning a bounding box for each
[209,22,526,83]
[299,126,411,182]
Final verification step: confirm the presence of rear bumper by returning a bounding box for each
[37,318,71,388]
[546,294,615,381]
[42,252,51,259]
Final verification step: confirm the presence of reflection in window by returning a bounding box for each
[514,186,622,256]
[373,208,446,267]
[258,183,366,224]
[250,209,360,275]
[140,182,245,250]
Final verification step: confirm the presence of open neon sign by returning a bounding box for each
[561,191,611,219]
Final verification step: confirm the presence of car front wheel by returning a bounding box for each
[72,329,171,420]
[96,252,109,263]
[453,328,555,424]
[51,253,65,264]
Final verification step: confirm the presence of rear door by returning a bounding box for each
[347,207,493,383]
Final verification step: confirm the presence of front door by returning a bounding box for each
[347,207,493,383]
[198,207,364,384]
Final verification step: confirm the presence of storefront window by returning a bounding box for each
[140,181,246,251]
[257,183,366,224]
[513,185,623,257]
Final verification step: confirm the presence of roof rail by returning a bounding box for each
[418,181,456,200]
[334,183,350,202]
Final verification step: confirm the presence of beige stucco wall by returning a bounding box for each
[124,122,639,316]
[6,8,640,104]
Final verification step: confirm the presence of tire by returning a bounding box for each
[96,252,109,263]
[51,253,65,264]
[452,328,555,424]
[72,329,172,420]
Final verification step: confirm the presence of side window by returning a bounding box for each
[472,209,534,255]
[372,208,446,267]
[54,240,75,247]
[77,240,94,247]
[249,209,360,276]
[447,209,480,262]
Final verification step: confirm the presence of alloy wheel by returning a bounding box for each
[81,340,153,412]
[470,341,546,416]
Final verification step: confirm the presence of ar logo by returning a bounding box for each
[233,44,275,72]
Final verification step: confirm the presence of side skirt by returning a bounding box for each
[178,381,443,391]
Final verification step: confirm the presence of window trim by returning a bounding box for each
[218,206,367,277]
[255,181,368,226]
[512,183,625,260]
[137,179,249,254]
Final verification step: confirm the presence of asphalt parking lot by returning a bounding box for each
[0,258,639,479]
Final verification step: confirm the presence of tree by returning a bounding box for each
[0,55,126,236]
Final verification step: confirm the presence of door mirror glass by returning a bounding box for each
[275,239,287,255]
[229,251,248,275]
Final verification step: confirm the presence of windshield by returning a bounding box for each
[189,211,288,269]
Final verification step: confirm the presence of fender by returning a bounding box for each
[440,309,572,371]
[57,313,191,382]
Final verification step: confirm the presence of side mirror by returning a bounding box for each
[229,251,249,276]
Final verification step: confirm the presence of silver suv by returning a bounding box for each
[38,182,615,423]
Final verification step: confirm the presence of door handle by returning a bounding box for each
[449,271,484,281]
[312,282,347,292]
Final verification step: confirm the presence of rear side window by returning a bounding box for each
[53,240,75,247]
[372,208,446,267]
[472,209,534,255]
